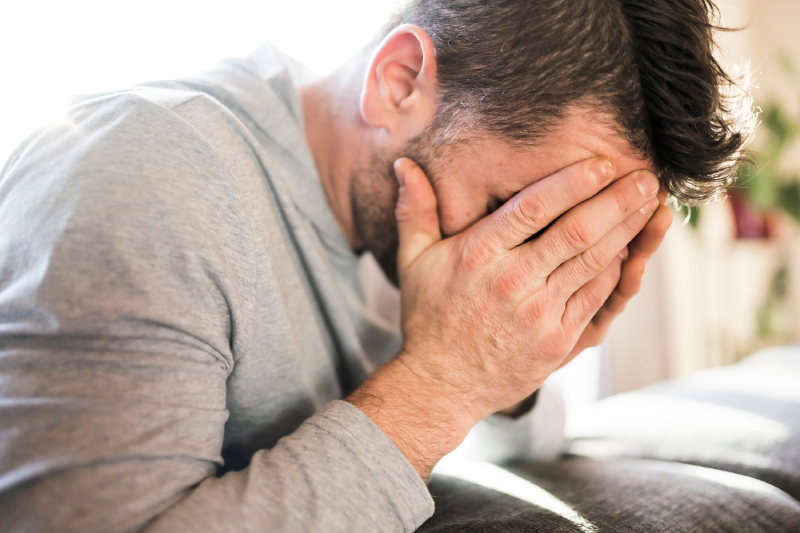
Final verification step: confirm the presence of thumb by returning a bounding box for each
[394,157,442,273]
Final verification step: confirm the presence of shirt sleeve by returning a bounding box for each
[0,93,433,533]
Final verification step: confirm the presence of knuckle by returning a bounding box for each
[582,286,608,312]
[459,238,491,272]
[491,264,529,301]
[521,296,549,327]
[580,246,608,274]
[509,194,549,233]
[563,218,594,250]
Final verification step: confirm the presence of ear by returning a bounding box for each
[360,24,438,139]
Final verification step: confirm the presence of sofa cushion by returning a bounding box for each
[568,346,800,500]
[419,457,800,532]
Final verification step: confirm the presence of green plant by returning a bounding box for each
[737,52,800,221]
[756,259,790,340]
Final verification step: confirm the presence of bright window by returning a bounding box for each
[0,0,399,163]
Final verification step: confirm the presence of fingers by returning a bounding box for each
[394,158,442,274]
[561,253,624,334]
[548,194,658,298]
[558,255,645,368]
[563,202,673,361]
[470,157,616,251]
[592,255,646,326]
[525,169,660,278]
[587,203,672,328]
[627,203,673,263]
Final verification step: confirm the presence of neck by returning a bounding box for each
[301,62,368,250]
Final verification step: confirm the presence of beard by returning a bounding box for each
[350,133,440,287]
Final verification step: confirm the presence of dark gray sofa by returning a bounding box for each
[419,347,800,532]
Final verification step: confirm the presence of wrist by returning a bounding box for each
[496,389,540,419]
[346,356,477,480]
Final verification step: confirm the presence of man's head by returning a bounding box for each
[347,0,754,284]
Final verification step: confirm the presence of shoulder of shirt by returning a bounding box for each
[62,55,269,121]
[65,83,218,122]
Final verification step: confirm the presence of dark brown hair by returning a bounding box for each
[388,0,755,204]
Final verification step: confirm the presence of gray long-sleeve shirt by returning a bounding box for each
[0,43,434,532]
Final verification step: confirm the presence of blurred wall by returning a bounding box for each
[751,0,800,117]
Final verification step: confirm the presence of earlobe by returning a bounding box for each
[360,24,438,136]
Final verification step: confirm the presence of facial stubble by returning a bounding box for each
[350,135,440,287]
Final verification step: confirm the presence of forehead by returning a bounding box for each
[461,108,652,186]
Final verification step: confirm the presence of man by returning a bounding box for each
[0,0,752,531]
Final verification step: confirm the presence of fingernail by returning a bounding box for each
[591,159,615,184]
[637,172,659,197]
[640,198,659,215]
[619,246,629,260]
[394,159,405,188]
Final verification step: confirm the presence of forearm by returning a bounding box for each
[146,401,432,533]
[1,401,434,533]
[346,357,477,481]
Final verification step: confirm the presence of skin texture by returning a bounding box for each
[301,24,672,479]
